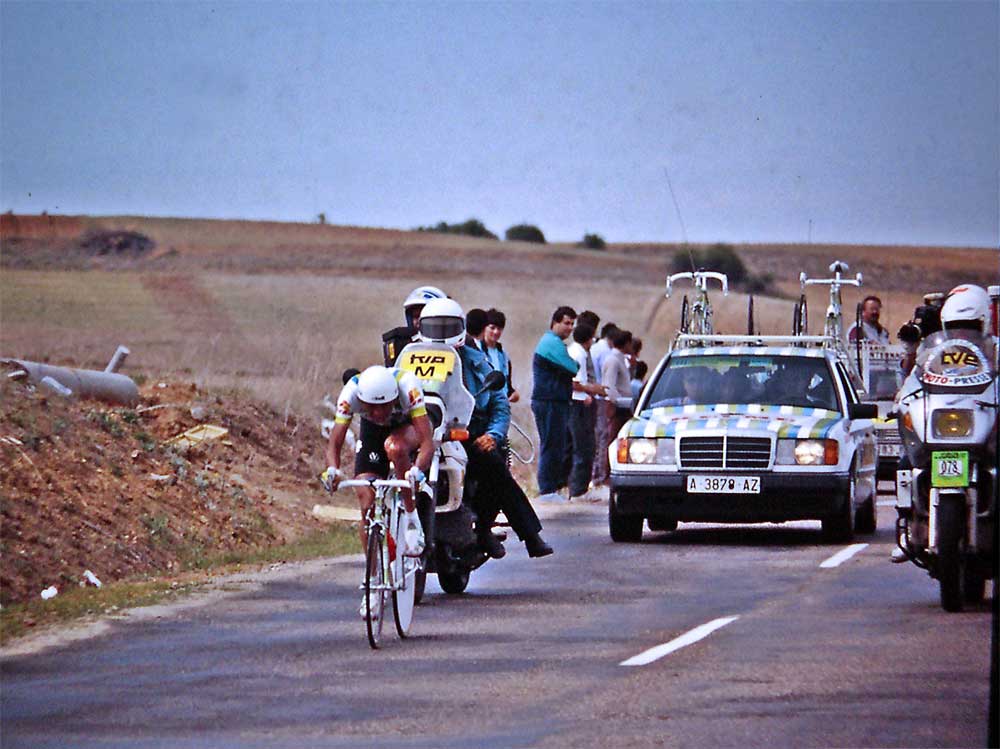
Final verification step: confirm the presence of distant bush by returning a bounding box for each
[505,224,546,244]
[578,233,606,250]
[670,243,777,294]
[416,218,498,240]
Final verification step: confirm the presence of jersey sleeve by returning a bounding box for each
[397,371,428,419]
[334,378,360,424]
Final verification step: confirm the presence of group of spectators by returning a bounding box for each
[530,306,646,502]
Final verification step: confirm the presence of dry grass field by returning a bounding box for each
[2,214,996,424]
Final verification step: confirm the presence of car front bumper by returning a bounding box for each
[610,471,851,523]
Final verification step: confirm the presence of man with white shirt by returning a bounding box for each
[566,323,606,500]
[589,322,619,488]
[595,328,634,487]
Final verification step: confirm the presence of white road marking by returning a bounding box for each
[620,616,739,667]
[820,543,869,568]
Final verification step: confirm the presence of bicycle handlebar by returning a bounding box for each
[799,271,863,290]
[666,270,729,298]
[337,478,413,491]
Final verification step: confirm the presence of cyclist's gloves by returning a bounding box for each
[320,466,343,493]
[405,466,426,486]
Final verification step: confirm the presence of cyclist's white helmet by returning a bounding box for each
[404,285,447,328]
[356,365,399,405]
[418,298,466,347]
[941,284,990,333]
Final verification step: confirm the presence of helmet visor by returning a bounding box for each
[420,316,464,341]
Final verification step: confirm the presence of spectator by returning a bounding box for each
[594,328,634,487]
[630,360,648,407]
[465,308,488,351]
[628,337,643,376]
[590,322,619,489]
[578,310,601,334]
[566,322,605,500]
[482,307,519,403]
[847,295,890,344]
[531,306,579,501]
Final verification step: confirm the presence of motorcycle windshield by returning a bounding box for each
[395,342,475,428]
[916,330,997,394]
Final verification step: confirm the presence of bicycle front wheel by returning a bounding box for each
[392,504,417,637]
[364,527,386,649]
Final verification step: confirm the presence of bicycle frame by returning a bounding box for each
[666,270,729,336]
[798,261,862,340]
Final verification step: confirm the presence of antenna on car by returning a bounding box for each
[663,166,694,272]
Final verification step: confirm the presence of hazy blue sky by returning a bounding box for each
[2,1,998,247]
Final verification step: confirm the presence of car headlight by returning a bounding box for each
[617,438,675,465]
[776,438,839,466]
[932,409,973,438]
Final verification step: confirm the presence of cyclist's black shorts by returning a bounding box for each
[354,415,411,478]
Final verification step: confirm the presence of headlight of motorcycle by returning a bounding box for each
[776,438,839,465]
[932,409,974,438]
[618,438,675,465]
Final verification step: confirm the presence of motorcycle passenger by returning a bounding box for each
[382,285,448,366]
[418,298,554,559]
[322,365,435,615]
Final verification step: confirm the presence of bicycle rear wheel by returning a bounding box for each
[364,526,386,649]
[679,295,690,334]
[392,506,416,638]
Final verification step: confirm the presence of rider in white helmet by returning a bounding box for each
[382,285,448,365]
[322,364,435,618]
[940,284,991,334]
[420,298,555,559]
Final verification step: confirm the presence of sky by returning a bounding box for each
[2,1,998,247]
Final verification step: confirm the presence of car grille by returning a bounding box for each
[679,436,772,470]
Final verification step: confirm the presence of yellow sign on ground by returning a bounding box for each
[166,424,229,449]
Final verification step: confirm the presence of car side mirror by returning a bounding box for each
[849,403,878,420]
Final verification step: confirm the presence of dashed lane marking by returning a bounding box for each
[819,542,869,568]
[620,616,740,667]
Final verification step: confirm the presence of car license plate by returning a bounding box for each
[686,475,761,494]
[931,451,969,488]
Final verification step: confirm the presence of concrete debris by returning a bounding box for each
[166,424,229,450]
[83,570,103,588]
[311,504,360,523]
[40,586,58,600]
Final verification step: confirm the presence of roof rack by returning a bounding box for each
[672,333,837,350]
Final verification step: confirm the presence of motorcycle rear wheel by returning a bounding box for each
[438,568,470,594]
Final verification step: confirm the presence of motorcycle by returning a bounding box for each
[894,327,998,611]
[394,341,506,599]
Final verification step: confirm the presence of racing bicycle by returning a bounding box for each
[796,260,862,340]
[666,270,729,336]
[338,477,419,649]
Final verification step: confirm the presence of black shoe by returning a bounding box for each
[478,533,507,559]
[525,533,553,558]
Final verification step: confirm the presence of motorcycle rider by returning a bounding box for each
[321,365,435,615]
[417,298,554,559]
[382,285,448,366]
[891,283,996,562]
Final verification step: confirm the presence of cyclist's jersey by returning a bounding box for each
[334,368,427,426]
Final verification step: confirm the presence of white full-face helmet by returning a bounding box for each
[356,365,399,405]
[403,286,447,328]
[418,298,466,347]
[941,284,990,334]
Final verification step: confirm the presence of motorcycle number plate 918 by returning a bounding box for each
[930,451,969,488]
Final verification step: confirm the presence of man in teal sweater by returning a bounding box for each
[531,306,579,499]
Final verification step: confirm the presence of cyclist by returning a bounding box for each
[322,365,435,614]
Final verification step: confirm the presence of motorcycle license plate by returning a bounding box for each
[931,451,969,488]
[687,475,761,494]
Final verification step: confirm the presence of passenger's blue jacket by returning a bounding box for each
[458,342,510,441]
[531,330,579,403]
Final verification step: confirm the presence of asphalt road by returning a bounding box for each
[1,502,994,749]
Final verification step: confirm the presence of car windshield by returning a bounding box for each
[644,354,839,411]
